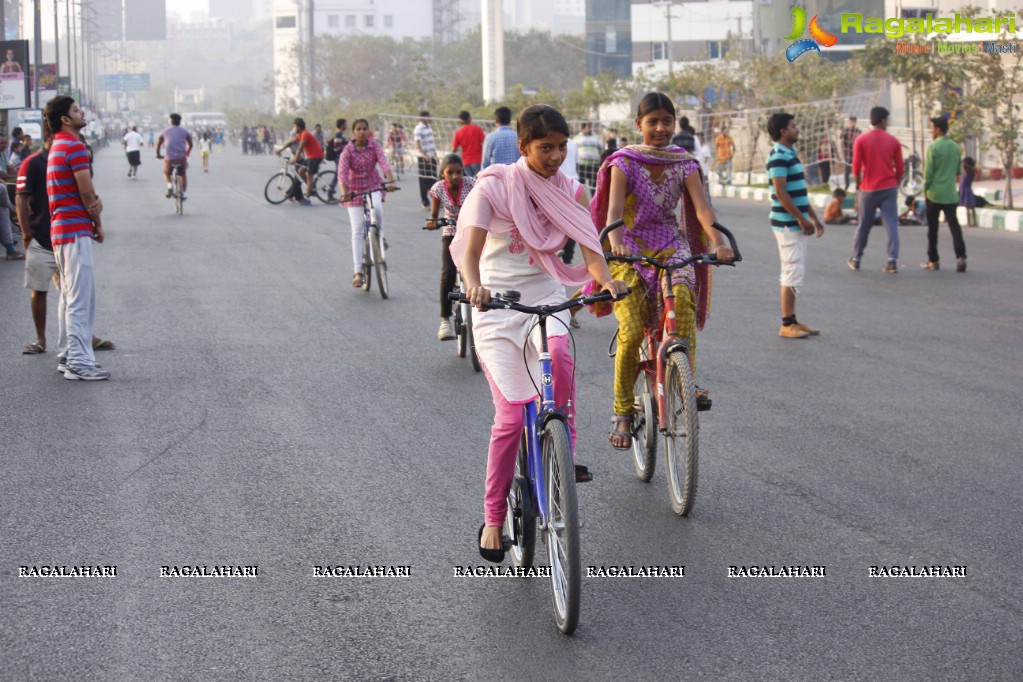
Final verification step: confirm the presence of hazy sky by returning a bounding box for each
[169,0,209,20]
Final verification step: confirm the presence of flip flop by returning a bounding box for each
[22,342,46,355]
[92,339,116,351]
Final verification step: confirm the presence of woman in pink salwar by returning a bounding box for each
[588,92,733,450]
[451,105,628,562]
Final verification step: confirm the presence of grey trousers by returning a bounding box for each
[53,236,98,370]
[852,187,900,262]
[0,185,15,251]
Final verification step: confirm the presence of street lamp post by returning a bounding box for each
[653,0,675,78]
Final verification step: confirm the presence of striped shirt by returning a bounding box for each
[47,132,94,245]
[481,126,519,167]
[767,142,809,231]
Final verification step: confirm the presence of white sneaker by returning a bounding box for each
[437,320,455,341]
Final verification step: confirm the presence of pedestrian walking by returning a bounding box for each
[481,106,519,168]
[921,116,966,272]
[840,116,860,188]
[574,121,602,192]
[414,111,438,208]
[960,157,980,227]
[123,125,143,178]
[767,113,824,339]
[849,107,903,273]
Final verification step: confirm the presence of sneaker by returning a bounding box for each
[956,257,967,273]
[779,324,810,339]
[920,261,940,270]
[437,320,455,341]
[847,257,860,271]
[166,187,173,198]
[301,198,312,206]
[884,261,898,274]
[58,357,101,373]
[793,322,820,336]
[63,364,111,381]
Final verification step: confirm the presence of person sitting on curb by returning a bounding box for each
[824,188,854,224]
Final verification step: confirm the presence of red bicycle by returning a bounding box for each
[600,220,741,516]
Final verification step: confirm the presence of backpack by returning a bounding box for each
[672,131,696,153]
[325,138,337,162]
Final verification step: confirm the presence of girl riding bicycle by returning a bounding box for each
[425,154,476,341]
[339,118,397,288]
[451,104,628,561]
[588,92,733,451]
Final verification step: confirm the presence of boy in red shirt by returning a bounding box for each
[450,111,485,177]
[849,106,904,273]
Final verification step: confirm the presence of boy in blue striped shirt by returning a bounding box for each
[767,113,824,339]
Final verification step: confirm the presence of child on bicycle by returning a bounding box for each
[338,118,397,288]
[452,104,628,562]
[425,154,476,341]
[586,92,733,451]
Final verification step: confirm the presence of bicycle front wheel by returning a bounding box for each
[264,173,288,204]
[542,419,581,635]
[455,300,467,358]
[370,227,388,299]
[506,432,536,568]
[466,305,481,373]
[632,340,657,482]
[900,171,924,197]
[361,234,372,293]
[663,351,699,516]
[313,170,337,203]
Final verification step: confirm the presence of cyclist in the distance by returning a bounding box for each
[275,117,324,206]
[155,113,193,201]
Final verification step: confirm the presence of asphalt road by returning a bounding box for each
[2,146,1022,680]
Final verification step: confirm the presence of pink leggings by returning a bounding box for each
[481,335,576,527]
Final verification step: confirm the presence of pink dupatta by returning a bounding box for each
[450,157,602,287]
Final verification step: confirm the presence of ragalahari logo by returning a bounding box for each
[785,7,839,61]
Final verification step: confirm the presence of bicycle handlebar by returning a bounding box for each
[598,219,742,268]
[345,186,400,201]
[448,288,631,314]
[423,217,456,230]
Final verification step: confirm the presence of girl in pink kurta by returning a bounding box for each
[338,118,396,288]
[451,105,629,563]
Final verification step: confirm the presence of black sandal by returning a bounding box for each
[575,464,593,483]
[478,524,511,564]
[695,386,712,412]
[609,415,633,450]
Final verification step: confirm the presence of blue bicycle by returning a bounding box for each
[450,287,627,635]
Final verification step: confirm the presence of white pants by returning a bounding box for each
[774,228,807,290]
[347,193,383,272]
[53,236,97,370]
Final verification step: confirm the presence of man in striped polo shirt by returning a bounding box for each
[767,112,824,339]
[45,96,109,380]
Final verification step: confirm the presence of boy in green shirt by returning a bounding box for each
[922,117,966,272]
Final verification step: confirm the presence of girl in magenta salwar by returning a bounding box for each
[587,92,733,450]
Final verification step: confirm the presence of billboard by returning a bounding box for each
[0,40,29,109]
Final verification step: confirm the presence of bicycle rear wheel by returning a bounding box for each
[361,233,372,293]
[264,173,288,204]
[506,432,536,568]
[632,340,657,482]
[313,170,337,203]
[174,176,183,215]
[663,351,699,516]
[370,226,388,299]
[542,419,581,635]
